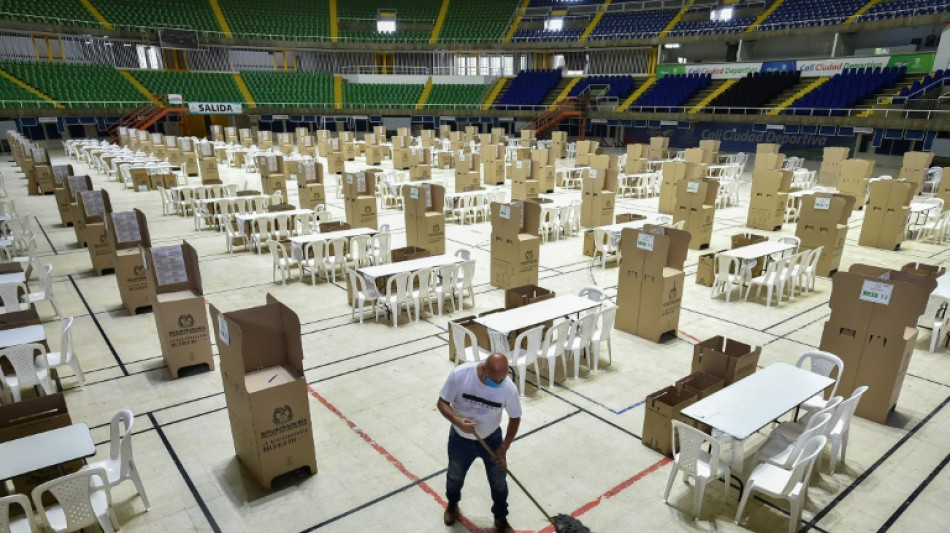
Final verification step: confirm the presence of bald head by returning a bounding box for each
[481,353,510,385]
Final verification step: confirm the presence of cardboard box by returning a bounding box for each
[859,179,915,250]
[747,170,793,231]
[63,175,92,231]
[404,184,446,255]
[675,372,725,400]
[753,152,785,173]
[107,210,152,315]
[78,190,114,275]
[837,159,875,207]
[327,152,345,174]
[210,295,317,490]
[672,179,719,250]
[392,246,431,263]
[756,143,781,154]
[483,160,505,185]
[901,262,946,278]
[511,179,540,202]
[615,225,690,342]
[695,251,720,287]
[490,202,541,289]
[691,336,762,385]
[795,193,856,276]
[199,157,219,184]
[505,285,554,309]
[143,242,214,378]
[658,162,698,215]
[455,173,481,192]
[296,161,325,210]
[819,265,936,423]
[642,386,698,456]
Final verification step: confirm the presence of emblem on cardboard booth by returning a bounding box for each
[133,265,146,276]
[178,314,195,328]
[526,250,534,260]
[273,405,294,424]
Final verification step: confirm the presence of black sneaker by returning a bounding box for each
[444,502,459,525]
[494,516,514,533]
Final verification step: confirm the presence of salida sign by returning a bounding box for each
[188,102,243,115]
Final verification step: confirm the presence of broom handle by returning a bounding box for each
[473,430,555,525]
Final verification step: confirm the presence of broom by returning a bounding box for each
[473,431,591,533]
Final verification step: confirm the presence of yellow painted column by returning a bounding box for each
[79,0,113,30]
[431,0,452,44]
[118,70,161,106]
[329,0,340,42]
[504,0,532,44]
[579,0,611,42]
[0,68,62,108]
[208,0,234,38]
[233,73,256,108]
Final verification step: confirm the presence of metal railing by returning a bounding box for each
[889,75,950,103]
[2,99,949,120]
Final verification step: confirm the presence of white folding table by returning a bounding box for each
[681,363,834,470]
[0,324,45,349]
[0,272,27,285]
[0,424,95,481]
[289,227,377,261]
[358,255,464,282]
[720,241,796,262]
[474,295,601,335]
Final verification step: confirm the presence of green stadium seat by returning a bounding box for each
[0,60,142,109]
[342,83,424,109]
[93,0,221,33]
[220,0,331,40]
[338,0,440,42]
[0,0,100,27]
[439,0,519,43]
[132,70,244,103]
[241,70,334,109]
[425,84,487,110]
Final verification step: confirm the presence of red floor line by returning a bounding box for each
[677,329,702,344]
[536,457,672,533]
[308,385,664,533]
[307,386,486,533]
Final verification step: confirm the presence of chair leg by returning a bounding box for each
[130,463,152,510]
[71,358,85,389]
[663,464,678,503]
[693,477,706,520]
[734,485,753,524]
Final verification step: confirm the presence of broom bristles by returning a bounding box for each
[552,513,591,533]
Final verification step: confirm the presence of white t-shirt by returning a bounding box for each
[439,363,522,440]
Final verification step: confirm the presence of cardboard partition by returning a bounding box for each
[143,242,213,378]
[490,202,541,238]
[691,336,762,385]
[859,180,916,250]
[901,262,946,278]
[210,295,317,490]
[672,179,718,250]
[675,372,725,400]
[392,246,430,263]
[819,265,936,423]
[694,251,720,287]
[615,225,690,342]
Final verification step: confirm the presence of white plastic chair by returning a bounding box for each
[663,420,731,520]
[540,320,572,388]
[323,237,348,283]
[32,468,118,533]
[567,313,598,378]
[268,241,299,285]
[46,316,84,390]
[370,232,392,265]
[826,385,868,474]
[589,306,616,369]
[592,228,619,269]
[0,282,30,312]
[432,263,460,315]
[0,343,53,402]
[408,268,434,321]
[455,259,476,309]
[0,493,36,533]
[300,241,326,285]
[711,254,744,303]
[348,235,373,268]
[745,256,790,307]
[779,235,801,254]
[796,351,844,414]
[223,219,248,254]
[382,271,412,328]
[449,321,488,365]
[346,269,380,324]
[754,412,832,470]
[577,286,606,302]
[82,409,151,511]
[735,435,827,533]
[490,325,543,396]
[23,264,61,318]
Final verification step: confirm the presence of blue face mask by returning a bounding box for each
[485,376,503,388]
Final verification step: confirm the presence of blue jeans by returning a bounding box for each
[445,428,508,518]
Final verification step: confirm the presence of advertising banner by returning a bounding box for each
[657,53,936,79]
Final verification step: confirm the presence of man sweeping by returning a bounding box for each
[438,353,521,533]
